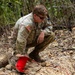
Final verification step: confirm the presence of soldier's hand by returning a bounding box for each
[37,31,45,44]
[16,54,25,57]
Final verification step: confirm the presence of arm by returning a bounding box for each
[37,16,53,43]
[15,25,30,55]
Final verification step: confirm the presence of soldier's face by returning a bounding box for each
[33,14,45,23]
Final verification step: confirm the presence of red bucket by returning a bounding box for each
[15,56,29,73]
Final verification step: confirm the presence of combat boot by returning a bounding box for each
[29,50,45,63]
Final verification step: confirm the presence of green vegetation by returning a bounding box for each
[0,0,75,27]
[0,0,22,26]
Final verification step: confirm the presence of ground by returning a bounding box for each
[0,28,75,75]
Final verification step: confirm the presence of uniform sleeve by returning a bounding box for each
[42,18,53,36]
[15,25,30,55]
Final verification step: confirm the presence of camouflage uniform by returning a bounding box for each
[9,13,55,65]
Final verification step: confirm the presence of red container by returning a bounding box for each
[15,56,29,73]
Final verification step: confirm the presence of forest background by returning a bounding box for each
[0,0,75,32]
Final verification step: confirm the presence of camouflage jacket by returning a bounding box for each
[11,13,53,54]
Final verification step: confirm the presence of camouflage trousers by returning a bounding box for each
[27,31,55,52]
[8,31,55,66]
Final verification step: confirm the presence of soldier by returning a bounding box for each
[9,4,55,73]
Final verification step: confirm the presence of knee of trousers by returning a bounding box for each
[35,32,55,50]
[46,32,55,43]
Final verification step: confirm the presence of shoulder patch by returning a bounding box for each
[25,25,32,32]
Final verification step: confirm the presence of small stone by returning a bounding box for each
[41,62,46,67]
[52,41,58,47]
[5,64,12,70]
[72,55,75,60]
[45,61,51,67]
[69,51,73,55]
